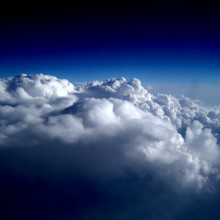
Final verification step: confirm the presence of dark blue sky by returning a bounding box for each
[0,2,220,84]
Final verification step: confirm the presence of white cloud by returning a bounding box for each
[0,73,219,190]
[1,73,220,219]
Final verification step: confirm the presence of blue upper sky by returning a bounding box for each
[0,2,220,86]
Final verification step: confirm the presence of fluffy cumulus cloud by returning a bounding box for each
[1,74,220,219]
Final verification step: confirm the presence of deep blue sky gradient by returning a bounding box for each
[0,2,220,85]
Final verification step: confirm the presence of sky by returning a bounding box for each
[0,2,220,86]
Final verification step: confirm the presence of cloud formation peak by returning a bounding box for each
[1,74,220,219]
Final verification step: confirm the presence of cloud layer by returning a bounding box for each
[0,74,220,219]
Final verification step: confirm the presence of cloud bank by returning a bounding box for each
[0,74,220,219]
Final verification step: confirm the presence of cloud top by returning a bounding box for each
[0,73,220,219]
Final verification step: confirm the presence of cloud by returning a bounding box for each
[0,74,220,219]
